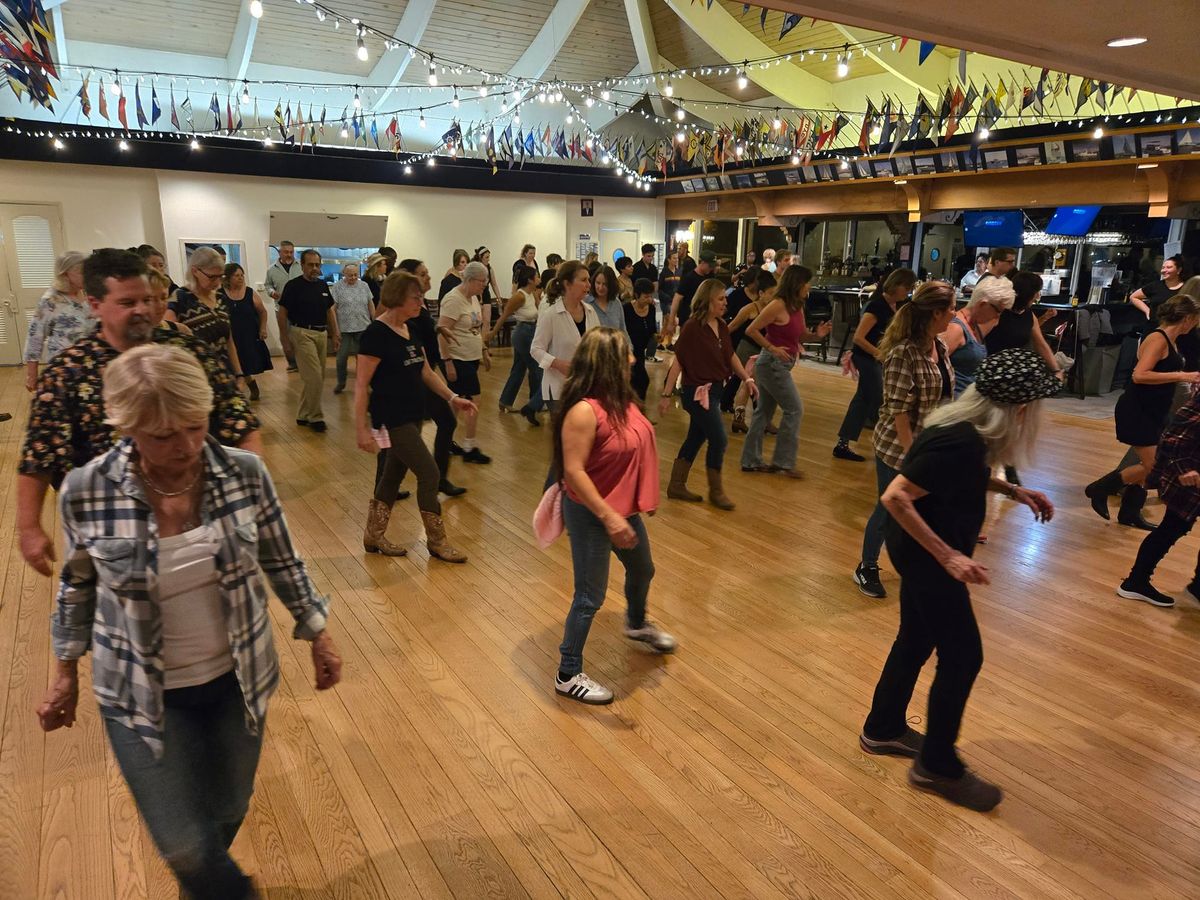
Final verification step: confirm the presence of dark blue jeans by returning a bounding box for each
[559,494,655,676]
[838,353,883,443]
[499,321,544,412]
[678,384,728,470]
[104,672,261,900]
[861,455,900,566]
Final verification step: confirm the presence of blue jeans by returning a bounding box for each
[678,384,728,470]
[861,456,900,566]
[499,322,544,412]
[104,672,261,900]
[559,494,655,676]
[837,353,882,443]
[335,330,363,389]
[741,352,803,469]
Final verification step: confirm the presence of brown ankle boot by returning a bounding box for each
[421,510,468,563]
[731,407,748,433]
[364,499,408,556]
[706,468,735,510]
[667,458,703,502]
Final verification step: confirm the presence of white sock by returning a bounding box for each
[462,438,477,451]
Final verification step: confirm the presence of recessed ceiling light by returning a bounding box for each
[1106,37,1147,47]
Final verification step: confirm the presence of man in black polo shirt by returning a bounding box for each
[665,249,716,340]
[630,243,659,296]
[277,249,341,432]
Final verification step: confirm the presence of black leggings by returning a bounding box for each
[863,572,983,778]
[1129,508,1199,581]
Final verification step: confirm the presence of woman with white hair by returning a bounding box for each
[24,251,93,391]
[439,259,492,464]
[167,246,245,390]
[941,275,1015,396]
[330,262,377,394]
[36,343,341,899]
[860,348,1057,812]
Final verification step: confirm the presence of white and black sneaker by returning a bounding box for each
[555,672,614,705]
[854,563,887,599]
[624,621,677,653]
[1117,578,1175,608]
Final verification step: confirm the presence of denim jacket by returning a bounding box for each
[53,437,328,758]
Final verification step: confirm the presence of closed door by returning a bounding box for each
[0,204,65,365]
[600,228,639,268]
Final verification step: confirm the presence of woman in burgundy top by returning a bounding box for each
[659,279,758,510]
[741,266,832,477]
[553,328,675,705]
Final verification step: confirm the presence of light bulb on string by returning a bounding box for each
[190,138,200,150]
[340,126,349,138]
[419,110,426,127]
[353,90,361,109]
[110,77,121,96]
[836,53,849,78]
[664,80,673,97]
[479,85,487,97]
[840,159,849,170]
[773,111,782,130]
[790,154,799,164]
[676,131,686,143]
[427,60,437,86]
[1093,125,1104,138]
[601,88,611,101]
[356,30,368,62]
[675,108,685,121]
[737,66,748,90]
[585,96,594,107]
[452,89,459,108]
[403,164,412,174]
[978,126,989,139]
[241,81,251,104]
[566,114,573,124]
[52,138,63,149]
[118,139,129,150]
[427,157,435,166]
[249,0,263,19]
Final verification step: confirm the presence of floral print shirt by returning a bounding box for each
[24,289,95,363]
[19,327,259,489]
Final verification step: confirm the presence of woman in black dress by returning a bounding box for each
[166,246,245,391]
[1086,295,1200,527]
[219,263,271,400]
[624,278,657,399]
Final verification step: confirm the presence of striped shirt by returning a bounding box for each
[53,437,329,758]
[873,338,954,470]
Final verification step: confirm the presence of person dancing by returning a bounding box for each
[553,328,675,705]
[860,349,1058,812]
[659,279,757,509]
[356,271,474,561]
[495,265,544,425]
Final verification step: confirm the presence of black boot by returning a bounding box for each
[1117,484,1155,531]
[1084,470,1125,520]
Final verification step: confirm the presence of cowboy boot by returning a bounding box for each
[667,458,703,502]
[421,510,468,563]
[1117,484,1156,531]
[706,468,735,511]
[1084,469,1125,521]
[363,499,408,556]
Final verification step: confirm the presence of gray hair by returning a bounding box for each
[463,261,489,283]
[52,250,86,292]
[186,246,225,292]
[969,276,1016,312]
[923,383,1042,467]
[103,344,214,434]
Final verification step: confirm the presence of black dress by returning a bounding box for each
[983,308,1034,354]
[624,302,656,399]
[219,288,271,376]
[1114,329,1182,447]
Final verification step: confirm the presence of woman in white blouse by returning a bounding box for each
[531,260,600,414]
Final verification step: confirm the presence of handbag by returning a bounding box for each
[533,481,564,549]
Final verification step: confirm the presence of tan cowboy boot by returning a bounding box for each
[706,468,735,511]
[667,458,703,502]
[420,510,468,563]
[364,499,408,556]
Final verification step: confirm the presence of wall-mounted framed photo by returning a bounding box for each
[1013,145,1044,167]
[1138,132,1175,157]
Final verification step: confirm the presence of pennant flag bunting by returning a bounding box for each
[169,88,179,129]
[98,78,109,120]
[77,76,91,118]
[890,111,907,157]
[135,84,148,128]
[899,37,909,53]
[1075,77,1095,112]
[918,41,937,65]
[858,100,876,151]
[180,95,192,130]
[958,49,968,83]
[779,13,801,39]
[118,93,129,129]
[759,8,768,32]
[485,125,497,173]
[151,86,160,124]
[208,93,220,130]
[370,116,379,148]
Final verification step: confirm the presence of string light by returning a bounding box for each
[478,85,487,97]
[978,126,990,139]
[356,29,368,62]
[190,138,200,150]
[109,76,121,96]
[241,81,251,105]
[353,89,361,108]
[52,137,63,149]
[837,45,850,78]
[737,64,748,90]
[427,59,437,86]
[248,0,263,19]
[664,80,673,97]
[675,108,685,121]
[118,139,128,150]
[452,89,459,108]
[1093,125,1104,138]
[419,109,426,127]
[600,89,610,101]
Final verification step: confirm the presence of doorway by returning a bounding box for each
[600,227,640,267]
[0,203,65,365]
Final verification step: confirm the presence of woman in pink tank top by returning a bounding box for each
[741,265,832,477]
[551,328,676,706]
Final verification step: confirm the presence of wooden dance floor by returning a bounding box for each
[2,354,1199,899]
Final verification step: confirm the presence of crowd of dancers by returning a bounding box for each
[16,239,1200,896]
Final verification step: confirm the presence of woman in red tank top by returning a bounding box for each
[741,266,832,476]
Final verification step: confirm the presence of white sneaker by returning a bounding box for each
[555,672,614,705]
[624,621,677,653]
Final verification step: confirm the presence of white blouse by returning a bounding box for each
[530,300,600,401]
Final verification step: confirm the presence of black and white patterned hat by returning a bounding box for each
[974,348,1062,405]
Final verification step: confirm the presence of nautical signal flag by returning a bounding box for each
[78,76,91,118]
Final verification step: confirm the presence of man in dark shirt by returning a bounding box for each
[666,249,716,339]
[630,243,659,296]
[278,249,341,432]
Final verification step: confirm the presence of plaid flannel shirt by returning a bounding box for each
[1153,394,1200,520]
[53,437,328,758]
[873,338,954,470]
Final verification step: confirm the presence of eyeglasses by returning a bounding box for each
[197,269,224,281]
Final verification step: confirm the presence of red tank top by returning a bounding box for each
[765,309,806,355]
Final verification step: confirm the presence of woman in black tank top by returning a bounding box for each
[1086,296,1200,529]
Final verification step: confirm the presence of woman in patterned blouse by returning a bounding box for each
[24,251,93,391]
[166,246,245,390]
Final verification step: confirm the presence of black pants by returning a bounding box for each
[373,392,457,489]
[863,571,983,778]
[1130,508,1199,581]
[837,354,882,443]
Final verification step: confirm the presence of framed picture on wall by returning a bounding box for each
[1069,138,1101,161]
[1177,128,1200,153]
[871,158,895,177]
[182,240,245,267]
[855,159,872,178]
[719,174,733,190]
[681,179,695,192]
[1044,140,1067,165]
[690,178,707,191]
[784,169,801,184]
[705,176,721,191]
[938,151,960,172]
[801,165,817,181]
[735,173,753,188]
[913,156,937,175]
[1110,133,1137,159]
[1138,132,1175,157]
[752,172,771,186]
[894,156,914,175]
[1013,145,1044,167]
[983,149,1010,170]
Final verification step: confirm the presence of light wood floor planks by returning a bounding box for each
[2,353,1200,899]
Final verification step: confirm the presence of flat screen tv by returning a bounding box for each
[1045,205,1101,237]
[962,210,1024,248]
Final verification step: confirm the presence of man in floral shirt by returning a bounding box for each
[17,248,261,575]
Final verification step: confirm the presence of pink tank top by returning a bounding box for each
[765,309,806,355]
[564,399,660,517]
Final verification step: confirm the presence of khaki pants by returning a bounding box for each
[290,326,327,423]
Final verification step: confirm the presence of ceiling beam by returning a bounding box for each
[225,0,259,83]
[370,0,437,113]
[663,0,833,110]
[830,23,947,96]
[509,0,592,80]
[622,0,668,117]
[50,3,68,66]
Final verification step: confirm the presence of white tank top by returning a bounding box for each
[513,289,538,323]
[157,525,234,690]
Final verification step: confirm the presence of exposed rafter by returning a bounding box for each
[830,23,946,96]
[370,0,438,113]
[509,0,592,80]
[225,0,259,83]
[50,2,68,67]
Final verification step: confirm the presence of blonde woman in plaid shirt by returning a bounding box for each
[854,282,957,599]
[36,344,341,900]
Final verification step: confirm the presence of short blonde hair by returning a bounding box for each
[103,344,214,434]
[969,275,1016,312]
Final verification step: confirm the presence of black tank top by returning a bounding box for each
[984,308,1034,354]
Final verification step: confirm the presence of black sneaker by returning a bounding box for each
[310,421,327,433]
[333,384,345,394]
[1117,578,1175,608]
[859,727,924,759]
[462,447,491,464]
[439,479,467,497]
[296,419,310,427]
[833,442,865,462]
[449,442,465,456]
[854,563,887,599]
[908,760,1002,812]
